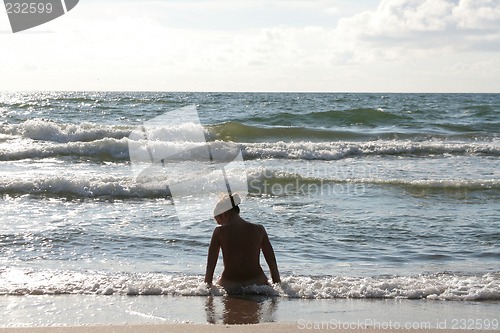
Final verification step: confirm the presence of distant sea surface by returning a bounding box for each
[0,92,499,324]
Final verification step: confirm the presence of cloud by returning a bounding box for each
[1,0,498,92]
[453,0,500,30]
[336,0,500,56]
[102,0,343,30]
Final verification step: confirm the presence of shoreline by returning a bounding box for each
[0,324,499,333]
[1,295,498,329]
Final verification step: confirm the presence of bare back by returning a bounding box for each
[218,220,267,284]
[204,213,280,291]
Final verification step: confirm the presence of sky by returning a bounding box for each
[1,0,499,93]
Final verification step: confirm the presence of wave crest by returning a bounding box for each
[0,120,498,163]
[1,267,498,301]
[4,119,132,143]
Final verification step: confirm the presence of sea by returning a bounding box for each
[0,92,499,327]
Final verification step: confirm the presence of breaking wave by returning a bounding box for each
[0,267,498,301]
[0,120,498,162]
[1,171,498,199]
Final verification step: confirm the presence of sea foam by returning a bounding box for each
[0,267,498,301]
[1,119,498,162]
[1,137,498,162]
[1,170,498,199]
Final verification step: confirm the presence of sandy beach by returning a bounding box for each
[0,324,499,333]
[1,294,499,328]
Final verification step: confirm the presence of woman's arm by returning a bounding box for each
[261,226,281,284]
[204,228,221,285]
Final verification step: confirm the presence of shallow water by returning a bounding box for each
[0,92,499,325]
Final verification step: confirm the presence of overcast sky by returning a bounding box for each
[1,0,499,92]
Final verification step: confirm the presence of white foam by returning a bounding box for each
[1,119,212,144]
[0,137,130,161]
[245,167,500,193]
[1,119,132,143]
[1,119,498,162]
[1,169,498,199]
[243,140,500,160]
[278,274,500,300]
[1,267,498,300]
[0,175,169,198]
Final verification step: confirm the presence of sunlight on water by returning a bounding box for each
[0,92,499,325]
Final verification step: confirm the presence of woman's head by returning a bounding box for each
[213,193,241,219]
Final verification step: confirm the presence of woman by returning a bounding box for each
[204,194,281,292]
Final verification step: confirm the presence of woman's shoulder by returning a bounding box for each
[245,220,267,233]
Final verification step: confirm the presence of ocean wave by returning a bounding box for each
[0,267,498,301]
[210,121,382,142]
[0,175,169,198]
[2,119,497,146]
[1,171,498,199]
[0,119,133,143]
[0,137,130,161]
[247,169,500,193]
[242,140,500,160]
[246,169,500,199]
[1,119,360,144]
[246,108,410,128]
[212,120,498,143]
[1,139,498,163]
[0,120,498,162]
[1,119,221,144]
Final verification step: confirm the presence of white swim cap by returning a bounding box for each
[213,193,241,216]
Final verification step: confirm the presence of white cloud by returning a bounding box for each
[0,0,498,92]
[337,0,500,53]
[453,0,500,30]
